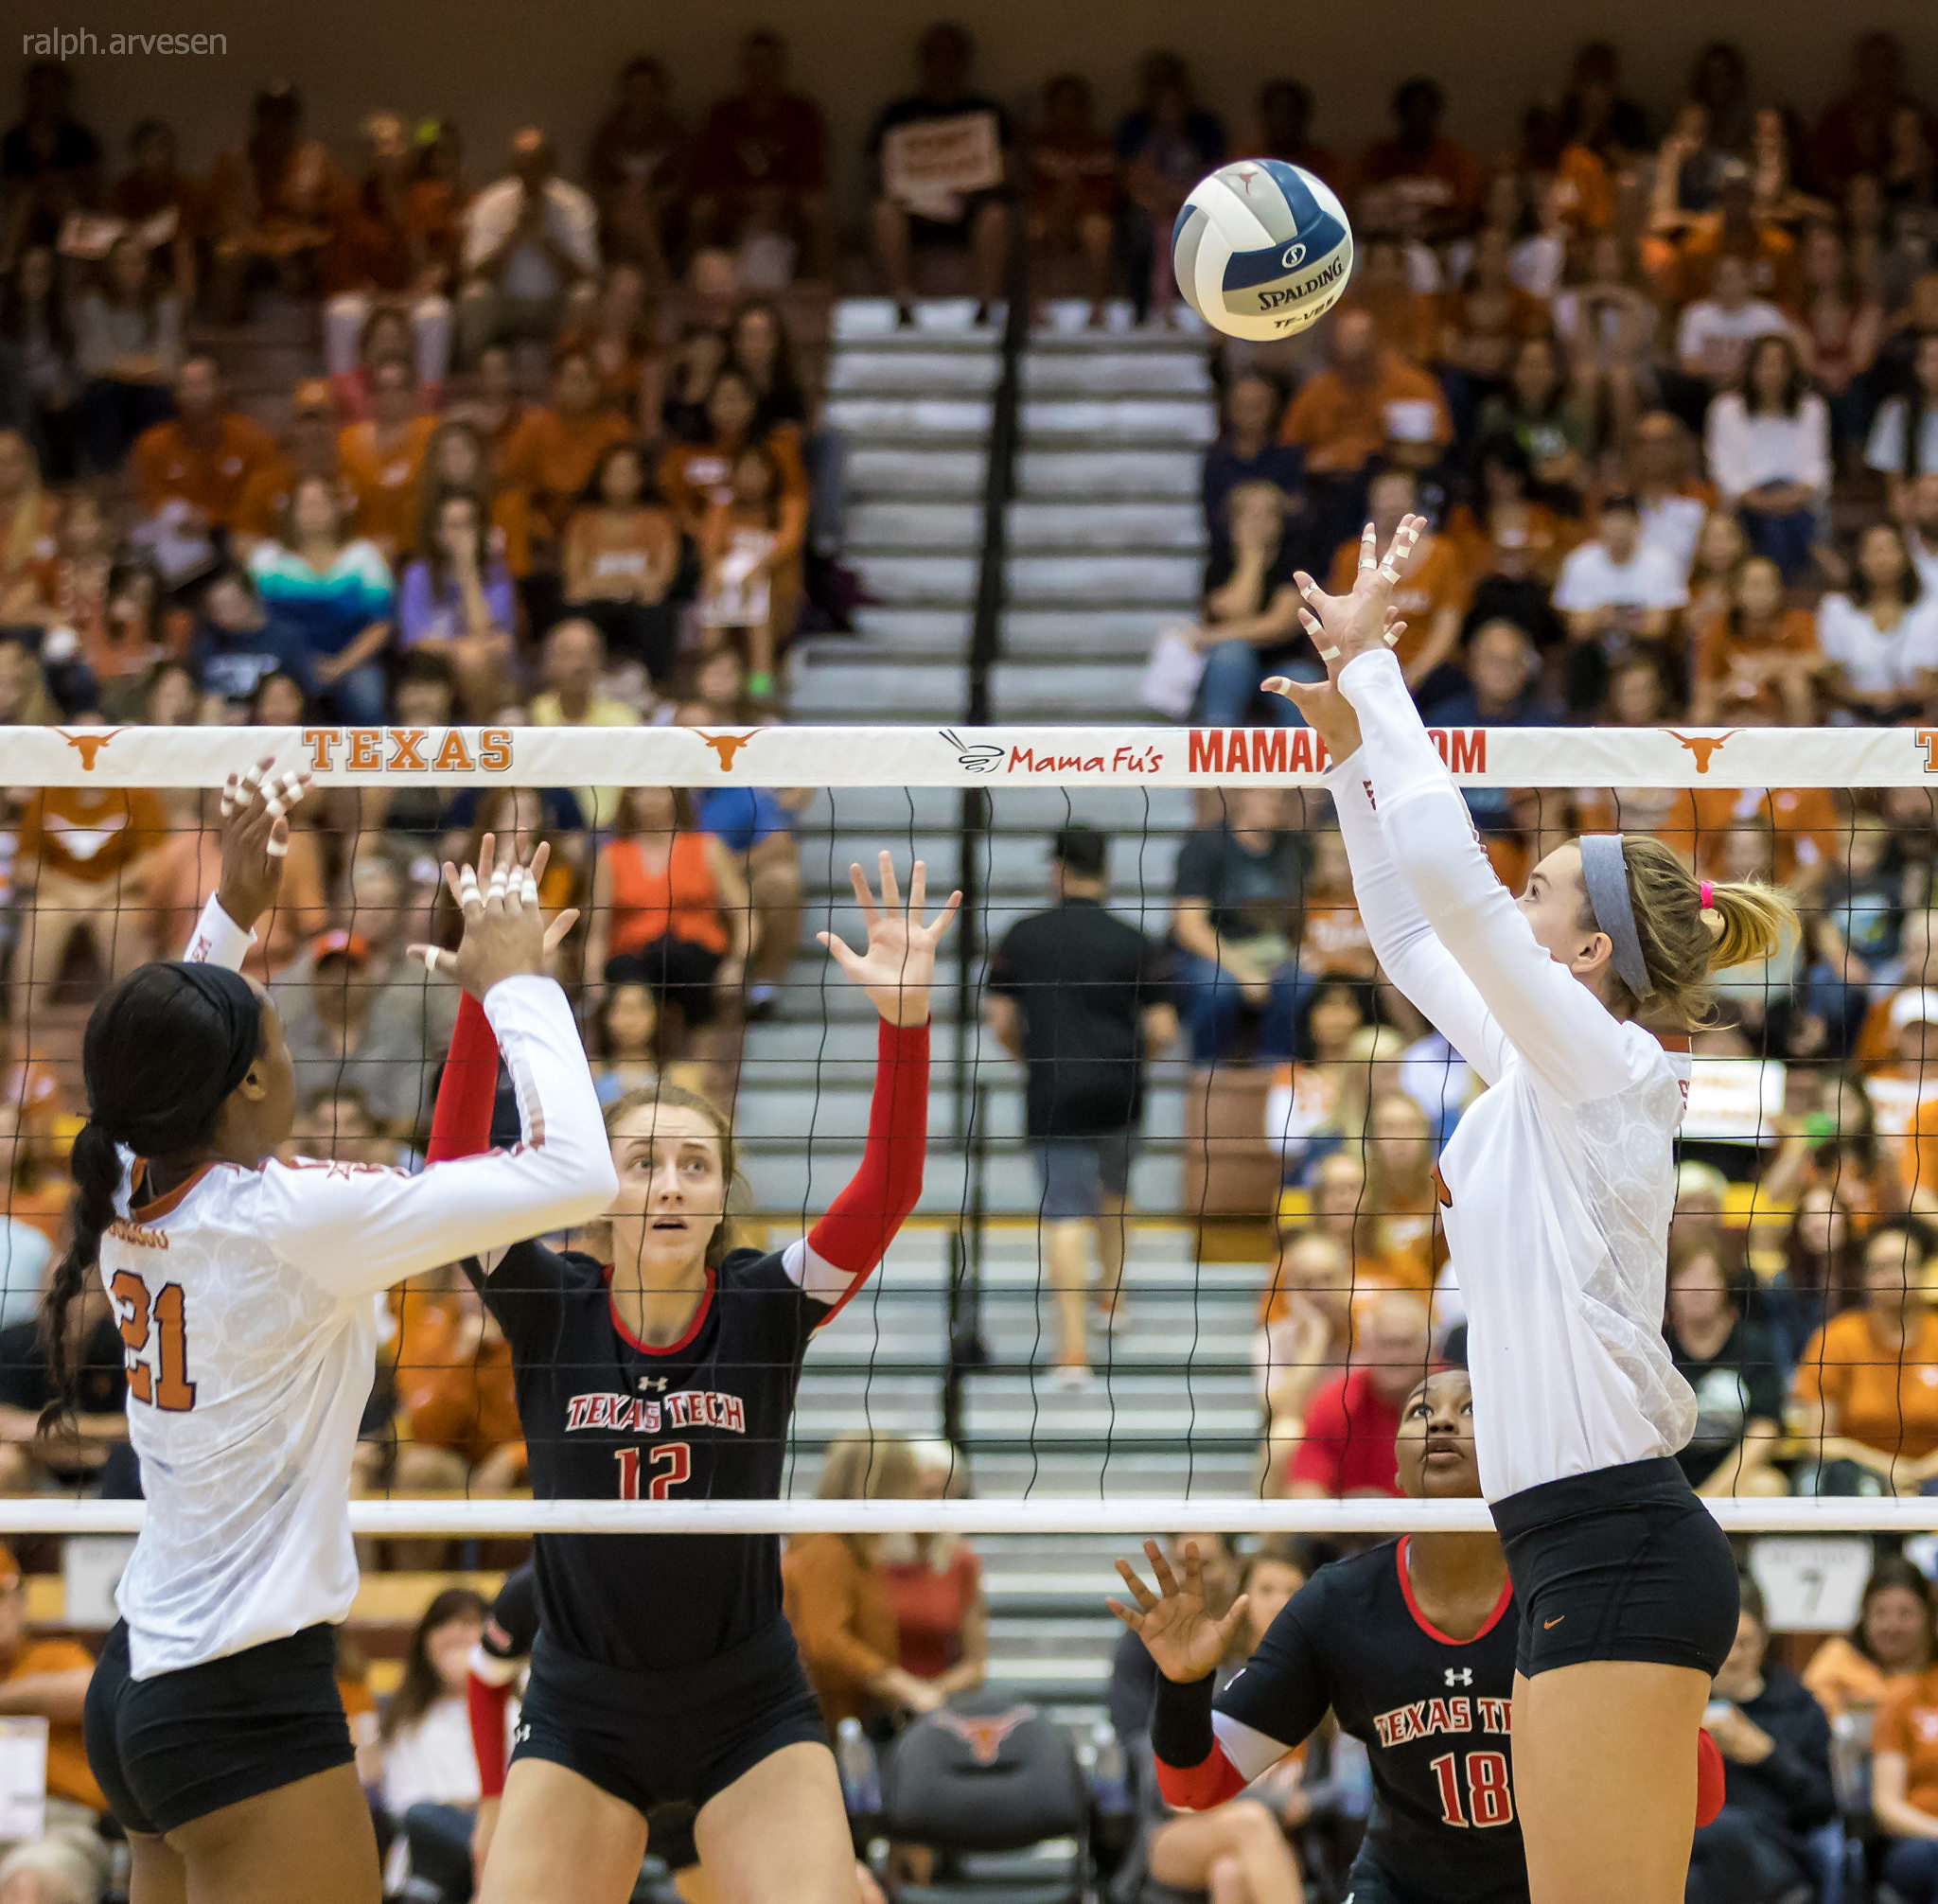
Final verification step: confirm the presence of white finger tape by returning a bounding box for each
[423,947,440,975]
[242,765,266,793]
[264,797,285,821]
[266,837,290,859]
[1316,643,1342,661]
[522,875,539,905]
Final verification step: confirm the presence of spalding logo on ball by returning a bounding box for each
[1172,159,1354,341]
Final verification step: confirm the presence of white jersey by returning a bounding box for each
[1330,650,1696,1501]
[101,900,616,1678]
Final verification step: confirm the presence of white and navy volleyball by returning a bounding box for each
[1171,159,1355,341]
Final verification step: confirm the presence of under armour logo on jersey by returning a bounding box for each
[636,1375,669,1393]
[1445,1667,1472,1687]
[936,1707,1032,1765]
[512,1721,531,1745]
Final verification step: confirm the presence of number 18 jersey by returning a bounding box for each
[1215,1540,1526,1904]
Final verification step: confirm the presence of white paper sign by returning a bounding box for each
[0,1719,48,1844]
[1683,1059,1786,1142]
[699,529,774,629]
[882,111,1001,220]
[62,1535,136,1630]
[1140,626,1208,721]
[1748,1535,1873,1632]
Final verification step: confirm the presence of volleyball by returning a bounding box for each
[1171,158,1354,341]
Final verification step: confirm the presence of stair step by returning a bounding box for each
[834,299,1000,338]
[1008,501,1207,554]
[1018,448,1203,499]
[1005,554,1203,599]
[848,501,981,551]
[844,552,979,607]
[1022,352,1212,397]
[847,446,988,499]
[825,397,993,435]
[828,351,1000,395]
[1021,399,1216,443]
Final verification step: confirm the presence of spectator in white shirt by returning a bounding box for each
[1552,491,1690,714]
[379,1588,487,1893]
[1676,254,1791,396]
[1866,330,1938,514]
[1626,409,1709,581]
[1704,332,1830,581]
[457,128,599,363]
[1816,520,1938,722]
[1905,470,1938,595]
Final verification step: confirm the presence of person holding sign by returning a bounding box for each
[868,22,1013,325]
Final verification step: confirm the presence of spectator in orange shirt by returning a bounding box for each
[1871,1648,1938,1898]
[140,782,326,980]
[390,1264,525,1499]
[585,56,688,282]
[1803,1556,1935,1724]
[205,82,339,322]
[131,354,278,535]
[1692,555,1819,724]
[1791,1218,1938,1492]
[1324,467,1468,696]
[783,1435,938,1728]
[0,431,60,634]
[0,1543,104,1818]
[322,110,453,412]
[563,439,684,690]
[1436,226,1549,440]
[233,378,356,548]
[1337,230,1440,368]
[659,364,809,543]
[11,774,167,1034]
[1026,76,1119,326]
[1675,163,1800,309]
[1281,309,1451,477]
[337,353,437,561]
[1357,78,1485,243]
[499,347,634,619]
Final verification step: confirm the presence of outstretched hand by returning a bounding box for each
[216,756,312,933]
[407,834,580,998]
[1106,1540,1251,1685]
[819,851,960,1028]
[1260,514,1427,764]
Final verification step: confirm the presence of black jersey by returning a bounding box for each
[1217,1539,1526,1904]
[468,1238,826,1674]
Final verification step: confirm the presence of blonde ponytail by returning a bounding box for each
[1703,880,1798,976]
[1585,835,1799,1031]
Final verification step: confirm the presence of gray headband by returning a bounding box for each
[1579,834,1653,998]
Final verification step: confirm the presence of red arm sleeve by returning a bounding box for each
[1154,1743,1248,1811]
[427,990,502,1164]
[803,1017,928,1318]
[467,1670,513,1799]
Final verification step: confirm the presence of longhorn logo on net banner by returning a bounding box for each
[1664,731,1739,773]
[58,729,123,769]
[697,731,761,770]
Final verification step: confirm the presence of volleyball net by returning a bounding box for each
[9,717,1938,1545]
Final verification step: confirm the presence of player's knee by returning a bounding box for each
[1221,1798,1282,1852]
[1207,1850,1248,1904]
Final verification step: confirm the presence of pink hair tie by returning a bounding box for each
[1700,881,1715,908]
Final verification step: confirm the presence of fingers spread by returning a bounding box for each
[908,858,927,918]
[541,908,581,954]
[1114,1558,1159,1612]
[847,861,881,930]
[1356,521,1378,572]
[876,848,900,910]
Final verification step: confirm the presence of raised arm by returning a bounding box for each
[258,844,613,1296]
[784,854,955,1319]
[1285,520,1637,1103]
[1339,645,1636,1101]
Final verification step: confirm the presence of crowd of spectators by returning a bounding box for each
[8,22,1938,1902]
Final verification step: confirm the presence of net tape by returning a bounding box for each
[20,721,1938,787]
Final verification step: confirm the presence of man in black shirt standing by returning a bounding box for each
[986,827,1175,1384]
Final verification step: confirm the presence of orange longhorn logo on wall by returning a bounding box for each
[698,732,760,770]
[58,730,122,769]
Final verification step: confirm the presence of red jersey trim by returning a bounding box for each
[604,1265,714,1354]
[1394,1538,1514,1647]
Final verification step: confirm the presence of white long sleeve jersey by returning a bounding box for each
[1330,650,1696,1501]
[101,900,617,1678]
